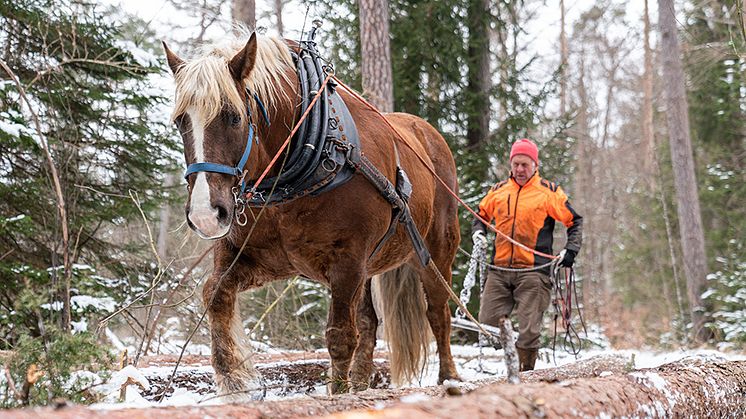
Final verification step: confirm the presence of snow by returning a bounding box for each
[80,343,746,411]
[114,40,159,67]
[109,365,151,391]
[5,214,26,222]
[71,295,118,312]
[0,119,30,138]
[294,301,318,316]
[399,393,430,404]
[71,318,88,334]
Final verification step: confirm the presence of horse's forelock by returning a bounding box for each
[171,35,294,128]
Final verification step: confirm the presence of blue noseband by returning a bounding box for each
[184,92,271,195]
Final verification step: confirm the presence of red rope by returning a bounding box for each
[331,75,557,260]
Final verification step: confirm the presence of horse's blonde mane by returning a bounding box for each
[171,32,294,127]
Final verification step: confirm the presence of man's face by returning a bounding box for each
[510,154,537,186]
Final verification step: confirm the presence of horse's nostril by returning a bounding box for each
[216,205,229,222]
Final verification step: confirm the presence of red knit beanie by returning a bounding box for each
[510,138,539,164]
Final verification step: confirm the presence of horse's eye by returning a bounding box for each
[230,113,241,127]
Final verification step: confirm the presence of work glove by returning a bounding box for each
[472,230,487,246]
[559,248,577,267]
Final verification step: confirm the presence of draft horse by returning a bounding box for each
[163,31,461,396]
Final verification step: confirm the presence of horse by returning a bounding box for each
[162,30,461,397]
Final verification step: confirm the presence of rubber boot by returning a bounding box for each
[517,347,538,371]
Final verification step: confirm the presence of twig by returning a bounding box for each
[249,276,299,336]
[0,249,14,262]
[3,366,22,400]
[142,246,212,357]
[73,183,130,198]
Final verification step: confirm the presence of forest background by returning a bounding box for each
[0,0,743,406]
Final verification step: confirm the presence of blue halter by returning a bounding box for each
[183,92,271,195]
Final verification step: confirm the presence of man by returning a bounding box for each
[472,138,582,371]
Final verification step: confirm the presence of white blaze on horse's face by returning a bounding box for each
[187,108,230,239]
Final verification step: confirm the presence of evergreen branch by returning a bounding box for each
[0,58,73,333]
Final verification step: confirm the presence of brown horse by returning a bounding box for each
[163,31,460,397]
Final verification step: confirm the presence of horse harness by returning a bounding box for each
[184,31,431,266]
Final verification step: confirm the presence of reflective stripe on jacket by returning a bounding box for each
[473,172,582,269]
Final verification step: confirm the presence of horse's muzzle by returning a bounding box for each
[186,204,231,240]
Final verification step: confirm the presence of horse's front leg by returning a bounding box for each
[326,263,366,394]
[203,248,263,400]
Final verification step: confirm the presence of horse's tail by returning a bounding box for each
[372,264,432,386]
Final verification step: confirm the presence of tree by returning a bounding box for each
[0,0,179,345]
[683,0,745,344]
[274,0,284,37]
[465,0,492,148]
[641,0,654,181]
[559,0,568,116]
[359,0,394,112]
[658,0,711,342]
[232,0,255,30]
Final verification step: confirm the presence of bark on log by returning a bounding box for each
[3,358,744,418]
[328,359,746,418]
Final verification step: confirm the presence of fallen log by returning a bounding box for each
[326,358,746,418]
[2,357,743,418]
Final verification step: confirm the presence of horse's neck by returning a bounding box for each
[249,67,299,179]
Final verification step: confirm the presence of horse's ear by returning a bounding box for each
[162,41,185,75]
[229,32,258,82]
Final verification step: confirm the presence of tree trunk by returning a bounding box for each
[466,0,491,149]
[642,0,655,185]
[658,0,711,343]
[232,0,255,30]
[336,360,746,418]
[358,0,394,112]
[16,358,744,417]
[274,0,284,37]
[559,0,568,115]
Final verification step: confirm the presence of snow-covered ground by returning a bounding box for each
[87,341,746,410]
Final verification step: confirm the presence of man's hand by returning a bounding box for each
[472,230,487,246]
[560,248,577,267]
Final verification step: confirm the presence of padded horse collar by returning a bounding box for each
[245,38,361,206]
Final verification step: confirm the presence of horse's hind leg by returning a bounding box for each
[350,277,378,391]
[417,264,460,383]
[326,263,366,394]
[418,223,461,383]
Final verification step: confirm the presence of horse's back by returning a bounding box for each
[382,112,457,189]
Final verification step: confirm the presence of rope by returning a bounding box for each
[426,259,498,341]
[551,265,587,362]
[456,239,487,318]
[457,246,556,273]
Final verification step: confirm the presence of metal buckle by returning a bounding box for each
[232,186,248,226]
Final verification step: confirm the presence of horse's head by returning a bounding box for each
[163,33,293,239]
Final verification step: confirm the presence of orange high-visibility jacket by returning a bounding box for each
[473,172,583,269]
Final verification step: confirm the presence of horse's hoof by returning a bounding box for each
[216,373,266,401]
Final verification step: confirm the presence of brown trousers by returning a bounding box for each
[478,268,552,349]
